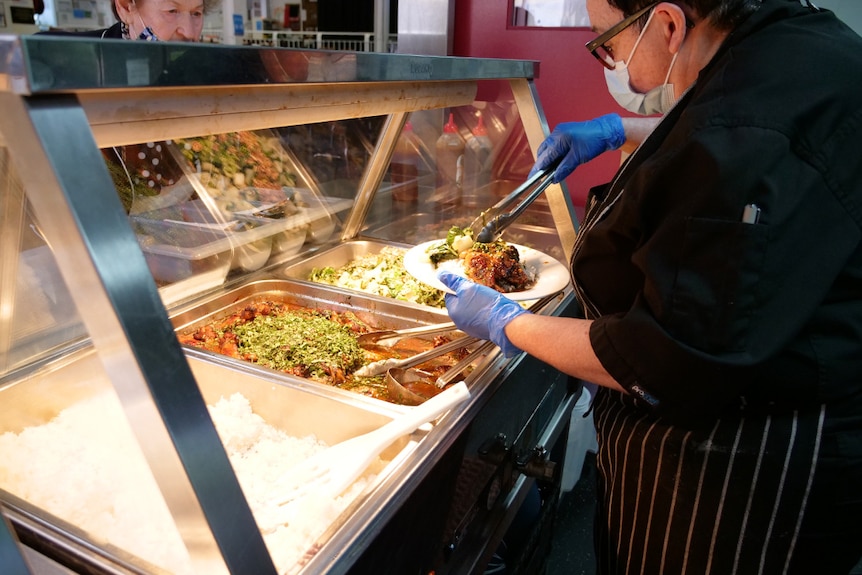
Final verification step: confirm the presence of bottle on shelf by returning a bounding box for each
[464,113,493,193]
[389,121,420,202]
[435,112,465,201]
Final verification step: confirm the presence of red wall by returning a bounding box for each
[452,0,624,209]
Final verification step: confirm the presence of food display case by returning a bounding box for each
[0,35,584,575]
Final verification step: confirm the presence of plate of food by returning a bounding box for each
[403,227,571,301]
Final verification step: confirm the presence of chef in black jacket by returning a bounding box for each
[438,0,862,573]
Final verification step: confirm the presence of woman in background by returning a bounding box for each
[42,0,214,41]
[38,0,221,209]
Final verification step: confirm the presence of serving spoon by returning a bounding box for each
[262,381,470,531]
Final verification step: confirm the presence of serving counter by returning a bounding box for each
[0,34,585,575]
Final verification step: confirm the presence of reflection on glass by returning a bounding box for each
[363,92,565,264]
[0,150,85,376]
[512,0,589,27]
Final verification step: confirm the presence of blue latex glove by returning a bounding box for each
[530,113,626,183]
[437,271,530,358]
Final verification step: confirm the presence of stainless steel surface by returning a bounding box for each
[171,278,449,334]
[279,238,451,312]
[0,36,580,574]
[267,381,471,518]
[396,0,456,56]
[386,367,439,405]
[0,347,449,575]
[374,0,392,54]
[356,336,481,377]
[0,35,536,94]
[281,238,408,278]
[170,278,467,410]
[436,340,497,388]
[0,93,263,575]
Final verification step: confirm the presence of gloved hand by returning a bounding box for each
[529,113,626,183]
[438,271,530,358]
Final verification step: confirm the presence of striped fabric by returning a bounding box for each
[589,388,860,575]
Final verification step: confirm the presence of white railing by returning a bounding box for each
[244,30,398,53]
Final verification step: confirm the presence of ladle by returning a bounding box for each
[386,340,497,405]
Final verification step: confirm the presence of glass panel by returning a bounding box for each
[511,0,590,27]
[363,82,565,263]
[1,35,572,575]
[101,119,384,307]
[0,149,85,376]
[0,351,196,573]
[274,115,385,210]
[0,147,193,573]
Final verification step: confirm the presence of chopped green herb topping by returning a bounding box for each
[232,310,365,377]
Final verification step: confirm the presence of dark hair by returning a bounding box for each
[608,0,760,30]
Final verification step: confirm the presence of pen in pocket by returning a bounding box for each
[742,203,761,224]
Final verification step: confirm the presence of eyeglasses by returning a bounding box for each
[585,1,660,70]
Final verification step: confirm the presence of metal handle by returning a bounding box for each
[469,161,559,243]
[357,321,459,347]
[475,175,556,242]
[435,340,497,388]
[354,335,481,377]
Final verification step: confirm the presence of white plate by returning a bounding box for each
[403,240,571,301]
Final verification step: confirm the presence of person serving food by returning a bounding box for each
[437,0,862,573]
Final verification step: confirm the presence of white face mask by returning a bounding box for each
[603,8,680,116]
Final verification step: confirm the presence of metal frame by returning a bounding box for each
[0,35,578,573]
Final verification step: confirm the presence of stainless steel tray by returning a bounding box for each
[0,347,421,575]
[277,239,451,312]
[171,277,448,333]
[170,278,471,406]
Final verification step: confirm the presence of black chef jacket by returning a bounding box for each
[570,1,862,573]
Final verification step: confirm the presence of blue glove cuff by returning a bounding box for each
[596,113,626,152]
[437,271,530,358]
[489,300,529,358]
[531,113,627,183]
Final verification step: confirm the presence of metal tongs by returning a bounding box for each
[354,335,480,377]
[356,321,459,348]
[468,161,559,243]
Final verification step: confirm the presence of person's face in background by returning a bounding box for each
[120,0,205,42]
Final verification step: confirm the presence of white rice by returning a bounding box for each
[0,389,376,574]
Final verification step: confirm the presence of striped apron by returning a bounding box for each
[589,388,862,574]
[569,112,862,574]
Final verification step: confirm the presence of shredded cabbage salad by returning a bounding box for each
[309,246,445,308]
